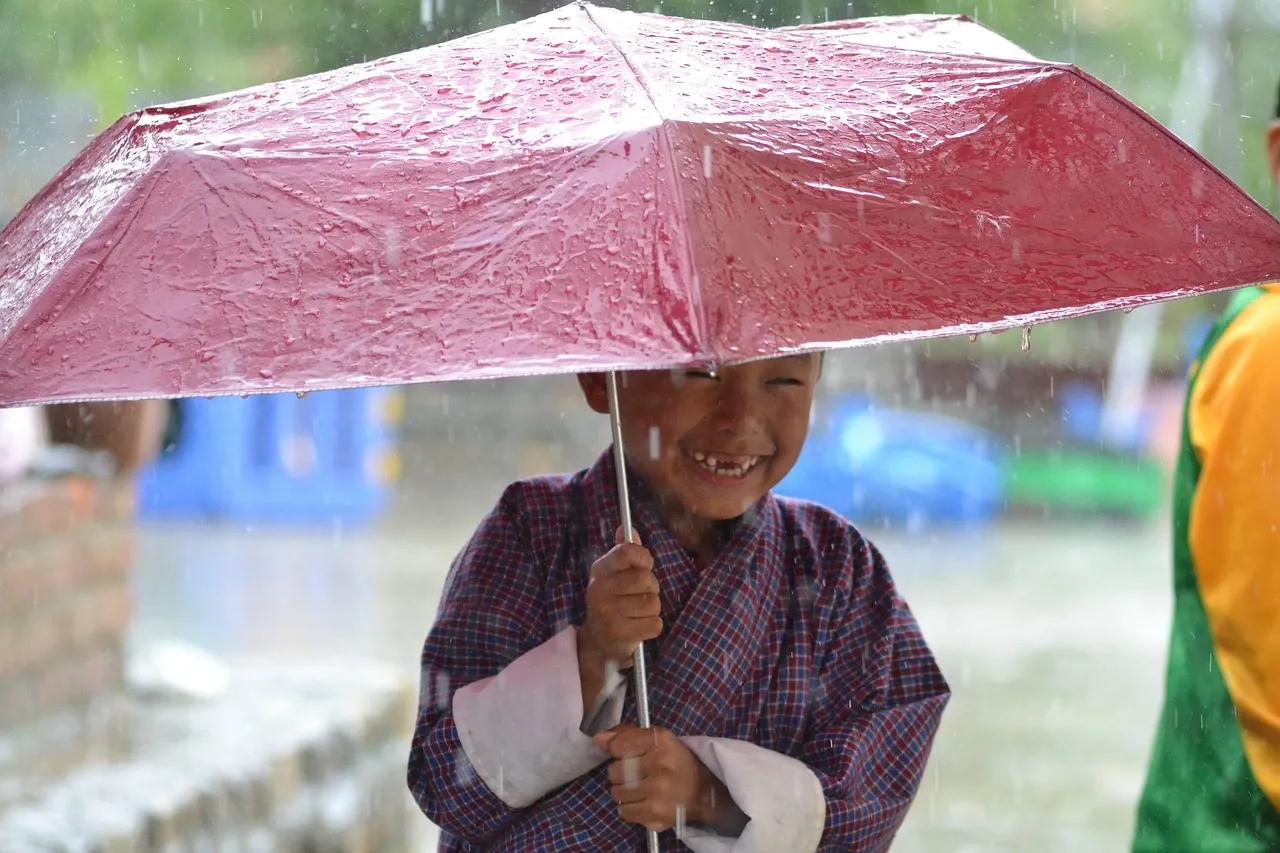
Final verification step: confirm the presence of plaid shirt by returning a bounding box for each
[409,450,949,851]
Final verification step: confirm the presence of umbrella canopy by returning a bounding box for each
[2,2,1278,406]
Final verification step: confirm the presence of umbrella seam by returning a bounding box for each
[2,148,166,360]
[1064,64,1280,228]
[578,3,710,363]
[0,114,143,344]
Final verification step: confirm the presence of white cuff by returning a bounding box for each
[677,737,826,853]
[452,626,616,807]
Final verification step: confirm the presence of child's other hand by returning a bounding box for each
[578,529,662,671]
[593,725,726,833]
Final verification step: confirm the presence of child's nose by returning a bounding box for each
[709,385,761,430]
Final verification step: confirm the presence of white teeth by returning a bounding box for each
[689,452,762,479]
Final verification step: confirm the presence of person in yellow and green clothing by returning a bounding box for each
[1133,83,1280,851]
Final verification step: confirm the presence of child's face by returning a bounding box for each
[579,354,821,521]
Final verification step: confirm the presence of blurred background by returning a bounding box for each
[1,0,1278,850]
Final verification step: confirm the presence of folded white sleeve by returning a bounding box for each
[677,736,826,853]
[451,626,626,808]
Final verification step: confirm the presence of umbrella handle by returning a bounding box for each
[605,372,661,853]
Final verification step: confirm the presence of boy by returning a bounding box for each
[408,353,949,851]
[1132,84,1280,851]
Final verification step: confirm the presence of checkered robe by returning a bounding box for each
[408,450,948,852]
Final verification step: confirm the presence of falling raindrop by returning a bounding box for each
[455,749,476,786]
[386,227,401,267]
[648,426,660,460]
[816,212,832,245]
[436,671,451,710]
[1021,326,1032,353]
[702,145,712,179]
[623,756,641,789]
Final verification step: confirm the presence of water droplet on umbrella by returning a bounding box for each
[1021,326,1033,353]
[968,333,979,343]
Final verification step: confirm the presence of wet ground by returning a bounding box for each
[129,447,1173,852]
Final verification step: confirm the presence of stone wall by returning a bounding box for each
[0,467,418,851]
[0,476,135,734]
[0,664,416,853]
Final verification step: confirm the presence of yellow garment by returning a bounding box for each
[1188,282,1280,809]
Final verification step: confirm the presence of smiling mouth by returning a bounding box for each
[688,450,765,479]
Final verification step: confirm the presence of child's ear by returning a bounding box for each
[577,373,611,415]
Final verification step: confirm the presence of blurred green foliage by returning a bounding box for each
[1,0,1272,194]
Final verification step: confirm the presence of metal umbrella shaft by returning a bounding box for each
[605,371,660,853]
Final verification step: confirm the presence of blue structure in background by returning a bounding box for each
[137,388,401,525]
[775,395,1005,529]
[1057,381,1156,453]
[1056,313,1213,454]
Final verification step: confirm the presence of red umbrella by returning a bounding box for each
[2,3,1278,408]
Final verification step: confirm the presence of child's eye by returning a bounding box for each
[683,370,718,380]
[768,377,805,387]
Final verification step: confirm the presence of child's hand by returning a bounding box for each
[578,529,662,671]
[593,725,729,833]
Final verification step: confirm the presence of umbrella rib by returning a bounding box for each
[579,5,710,361]
[7,163,165,347]
[1065,64,1280,227]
